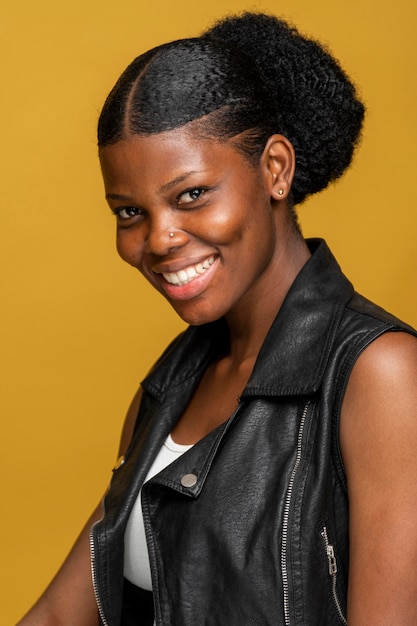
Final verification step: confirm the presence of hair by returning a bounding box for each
[98,12,365,206]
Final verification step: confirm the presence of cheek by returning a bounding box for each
[192,202,250,245]
[208,208,271,249]
[116,231,144,267]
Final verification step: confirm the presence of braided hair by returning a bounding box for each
[98,12,365,205]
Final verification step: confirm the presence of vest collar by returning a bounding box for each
[142,239,354,399]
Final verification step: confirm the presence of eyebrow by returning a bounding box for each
[160,171,201,193]
[105,171,203,203]
[105,192,133,202]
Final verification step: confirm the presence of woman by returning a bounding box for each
[19,12,417,625]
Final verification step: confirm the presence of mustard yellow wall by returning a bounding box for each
[2,0,416,622]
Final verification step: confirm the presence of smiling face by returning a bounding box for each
[100,126,293,326]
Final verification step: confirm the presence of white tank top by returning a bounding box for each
[124,434,193,591]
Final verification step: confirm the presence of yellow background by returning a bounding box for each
[2,0,416,622]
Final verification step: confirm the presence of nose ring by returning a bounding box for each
[169,232,174,238]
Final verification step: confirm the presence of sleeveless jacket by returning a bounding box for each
[90,239,416,625]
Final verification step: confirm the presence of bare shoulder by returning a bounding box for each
[341,330,417,458]
[353,327,417,377]
[340,329,417,517]
[340,331,417,625]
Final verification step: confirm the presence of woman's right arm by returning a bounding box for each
[17,387,143,626]
[17,502,103,626]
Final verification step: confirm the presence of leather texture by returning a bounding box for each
[91,239,416,625]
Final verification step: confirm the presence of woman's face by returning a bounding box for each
[100,127,285,325]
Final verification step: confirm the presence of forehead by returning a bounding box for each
[99,127,254,192]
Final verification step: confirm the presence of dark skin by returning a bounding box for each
[341,331,417,624]
[100,127,309,444]
[18,127,417,625]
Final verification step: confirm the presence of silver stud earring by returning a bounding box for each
[278,189,284,196]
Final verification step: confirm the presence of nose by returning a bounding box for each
[144,217,189,256]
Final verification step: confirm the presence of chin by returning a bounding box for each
[170,302,224,327]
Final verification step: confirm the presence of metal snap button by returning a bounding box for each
[180,473,197,488]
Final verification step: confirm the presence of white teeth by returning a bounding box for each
[162,256,215,286]
[186,267,198,279]
[166,272,179,284]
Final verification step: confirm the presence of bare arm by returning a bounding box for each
[17,502,103,626]
[17,387,143,626]
[340,331,417,625]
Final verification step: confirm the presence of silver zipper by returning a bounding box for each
[320,526,347,625]
[280,401,310,626]
[90,521,109,626]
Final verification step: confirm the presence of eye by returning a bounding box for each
[177,188,206,206]
[113,206,142,220]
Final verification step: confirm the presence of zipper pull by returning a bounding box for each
[326,544,338,575]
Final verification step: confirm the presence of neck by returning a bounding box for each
[224,233,310,366]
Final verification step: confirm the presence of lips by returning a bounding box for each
[162,255,215,286]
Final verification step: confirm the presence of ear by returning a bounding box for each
[262,134,296,201]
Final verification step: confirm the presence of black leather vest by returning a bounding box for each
[91,239,415,625]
